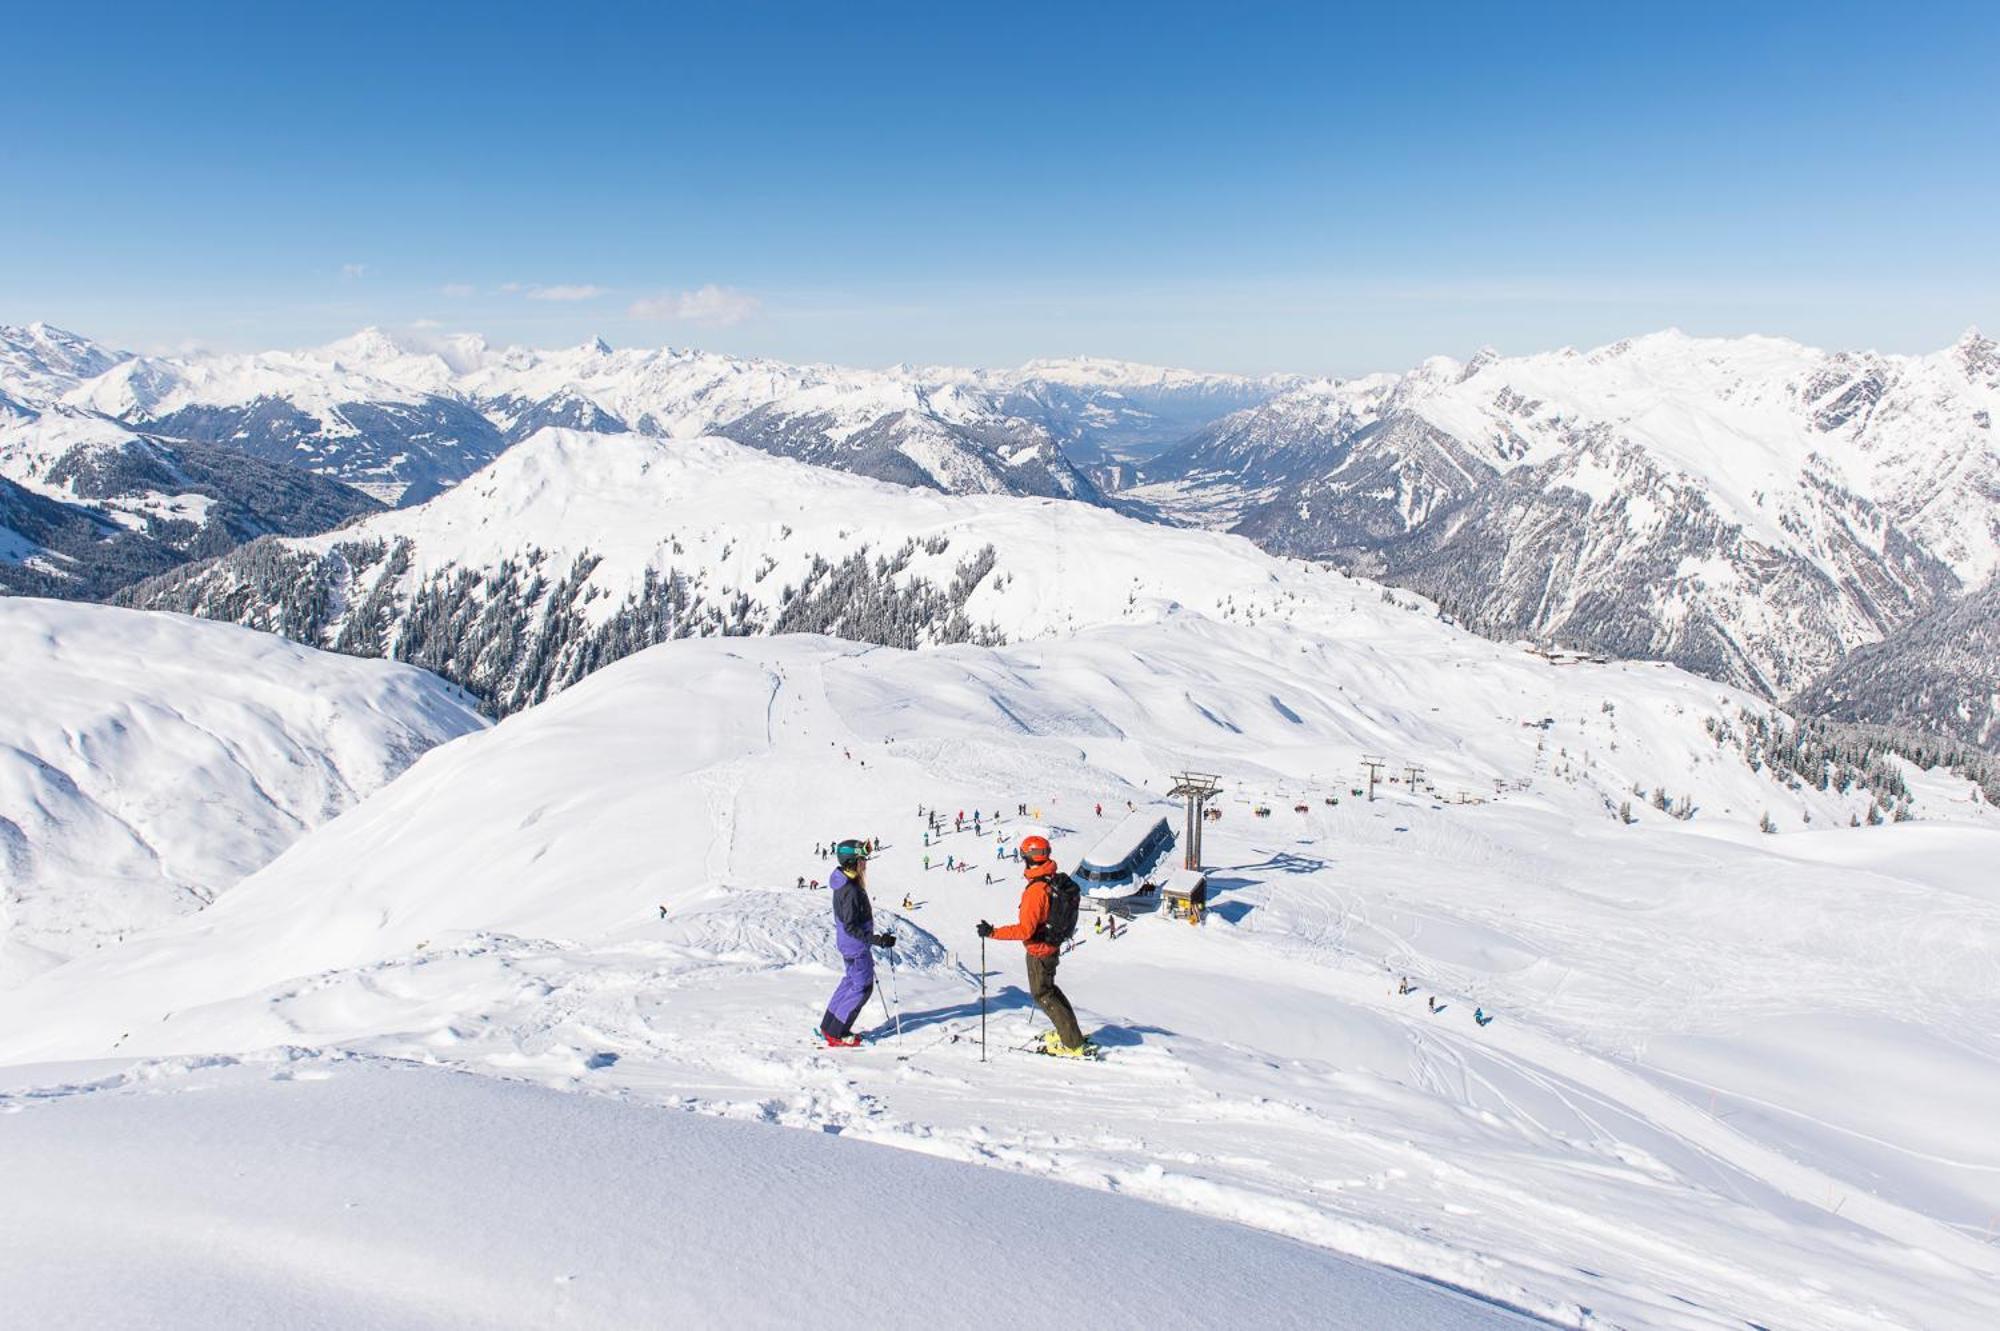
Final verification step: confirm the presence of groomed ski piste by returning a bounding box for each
[5,608,1998,1328]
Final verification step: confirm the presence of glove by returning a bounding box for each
[873,932,896,949]
[976,921,994,939]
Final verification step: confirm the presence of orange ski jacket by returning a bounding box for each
[989,876,1057,957]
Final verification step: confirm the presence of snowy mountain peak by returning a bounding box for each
[319,326,427,367]
[1457,346,1502,381]
[1952,325,1997,382]
[583,335,613,356]
[0,322,131,397]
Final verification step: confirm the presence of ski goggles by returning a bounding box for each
[835,841,871,861]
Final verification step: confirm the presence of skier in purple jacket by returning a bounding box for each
[820,839,895,1046]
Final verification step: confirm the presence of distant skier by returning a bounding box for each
[819,839,895,1047]
[1475,1008,1493,1027]
[1397,976,1410,996]
[658,904,668,920]
[1427,995,1439,1015]
[978,834,1089,1057]
[924,853,931,871]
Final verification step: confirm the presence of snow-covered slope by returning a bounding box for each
[1141,330,2000,704]
[1792,574,2000,751]
[2,620,1993,1327]
[0,1054,1520,1330]
[0,599,485,981]
[0,472,181,598]
[0,403,381,598]
[118,426,1443,714]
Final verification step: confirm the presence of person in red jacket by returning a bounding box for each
[978,834,1087,1053]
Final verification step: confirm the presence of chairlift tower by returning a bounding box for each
[1166,771,1222,870]
[1360,755,1388,802]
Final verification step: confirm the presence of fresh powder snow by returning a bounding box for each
[0,598,486,983]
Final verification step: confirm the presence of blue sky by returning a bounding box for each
[4,1,1996,374]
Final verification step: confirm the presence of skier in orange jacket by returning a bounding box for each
[978,835,1087,1053]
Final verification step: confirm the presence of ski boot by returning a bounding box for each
[1040,1031,1096,1059]
[823,1031,862,1048]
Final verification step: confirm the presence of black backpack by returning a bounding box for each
[1036,872,1082,947]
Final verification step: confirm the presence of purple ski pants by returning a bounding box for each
[820,950,877,1039]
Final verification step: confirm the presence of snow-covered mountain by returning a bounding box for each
[1791,574,2000,752]
[0,403,381,598]
[949,355,1302,463]
[0,321,131,401]
[116,426,1382,714]
[11,324,1283,510]
[17,319,1999,747]
[0,599,485,983]
[3,607,1993,1327]
[10,409,1998,1326]
[1138,330,2000,708]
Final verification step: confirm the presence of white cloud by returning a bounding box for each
[410,318,443,329]
[627,284,761,326]
[524,283,609,302]
[340,263,368,281]
[439,283,476,299]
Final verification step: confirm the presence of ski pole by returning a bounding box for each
[884,946,903,1041]
[979,935,987,1063]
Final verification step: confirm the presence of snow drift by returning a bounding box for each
[0,598,486,981]
[0,1052,1521,1330]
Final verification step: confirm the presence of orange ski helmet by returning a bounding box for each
[1020,834,1055,878]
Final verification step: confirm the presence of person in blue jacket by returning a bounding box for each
[820,839,895,1046]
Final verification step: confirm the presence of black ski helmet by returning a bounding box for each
[835,838,871,871]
